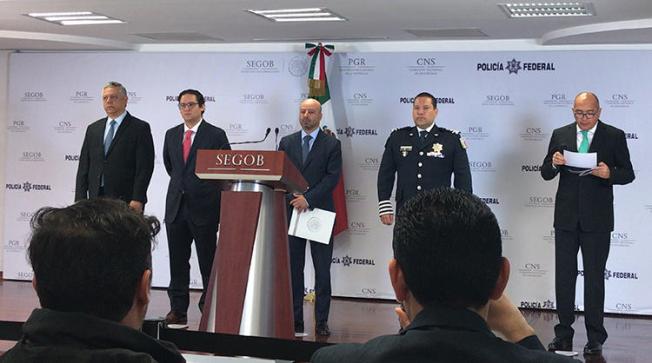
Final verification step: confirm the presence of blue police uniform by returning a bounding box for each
[377,125,472,216]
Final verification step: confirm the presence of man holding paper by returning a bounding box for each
[541,91,634,356]
[278,98,342,337]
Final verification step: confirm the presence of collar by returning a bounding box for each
[576,121,598,135]
[417,123,435,134]
[107,110,127,124]
[184,119,203,133]
[301,127,320,140]
[402,304,495,338]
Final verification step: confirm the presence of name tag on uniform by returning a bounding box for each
[400,146,412,157]
[427,143,444,158]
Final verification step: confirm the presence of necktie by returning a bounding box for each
[302,135,312,163]
[183,130,193,163]
[104,120,116,156]
[579,130,589,153]
[419,130,428,145]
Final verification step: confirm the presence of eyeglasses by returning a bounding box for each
[573,110,598,119]
[178,102,199,110]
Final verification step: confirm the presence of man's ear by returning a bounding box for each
[489,257,510,300]
[136,269,152,305]
[389,258,409,302]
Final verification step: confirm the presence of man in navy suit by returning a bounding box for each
[75,81,155,213]
[541,92,634,356]
[278,98,342,337]
[162,89,230,325]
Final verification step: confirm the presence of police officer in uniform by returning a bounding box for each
[377,92,472,225]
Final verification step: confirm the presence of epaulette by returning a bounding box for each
[391,126,412,133]
[439,127,468,149]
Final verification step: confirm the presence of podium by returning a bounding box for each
[195,150,307,339]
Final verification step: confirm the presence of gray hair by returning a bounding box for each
[103,81,127,97]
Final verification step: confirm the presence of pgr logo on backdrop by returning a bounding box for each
[542,229,556,244]
[8,120,30,133]
[127,91,143,104]
[226,121,249,137]
[544,93,573,107]
[359,156,381,171]
[70,90,95,104]
[345,188,367,203]
[526,195,554,208]
[605,93,635,108]
[482,94,514,106]
[241,59,280,74]
[462,126,490,141]
[5,239,28,253]
[54,121,78,134]
[21,91,47,102]
[469,160,496,173]
[339,57,376,76]
[406,57,445,76]
[19,151,44,162]
[520,127,549,142]
[477,58,556,74]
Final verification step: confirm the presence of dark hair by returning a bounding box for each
[28,198,160,322]
[414,92,437,109]
[178,89,206,114]
[393,188,502,308]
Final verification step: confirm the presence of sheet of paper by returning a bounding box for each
[288,208,336,244]
[564,150,597,169]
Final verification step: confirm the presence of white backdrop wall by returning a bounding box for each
[2,50,650,315]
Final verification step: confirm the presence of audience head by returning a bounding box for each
[392,188,505,309]
[28,198,160,325]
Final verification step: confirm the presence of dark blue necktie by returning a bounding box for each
[419,130,428,145]
[104,120,116,155]
[302,135,312,162]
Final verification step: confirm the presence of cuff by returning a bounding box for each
[378,200,394,217]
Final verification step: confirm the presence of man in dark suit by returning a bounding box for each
[75,82,155,213]
[377,91,471,226]
[311,189,576,363]
[542,92,634,356]
[278,98,342,337]
[162,89,230,325]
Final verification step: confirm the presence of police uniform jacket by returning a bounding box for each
[377,125,472,216]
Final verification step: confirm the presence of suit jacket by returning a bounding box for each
[75,112,155,203]
[278,129,342,212]
[541,121,634,232]
[311,305,576,363]
[163,120,230,225]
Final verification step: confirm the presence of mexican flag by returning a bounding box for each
[306,43,348,236]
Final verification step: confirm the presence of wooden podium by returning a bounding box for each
[195,150,307,339]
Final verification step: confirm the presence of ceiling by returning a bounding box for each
[2,0,652,51]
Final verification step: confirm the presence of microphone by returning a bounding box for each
[274,127,280,150]
[219,128,271,149]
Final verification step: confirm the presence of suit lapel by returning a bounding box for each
[170,124,184,168]
[564,123,578,152]
[588,120,603,153]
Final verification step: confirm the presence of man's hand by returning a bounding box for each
[394,305,410,329]
[591,161,611,179]
[486,294,535,343]
[290,193,309,213]
[380,214,394,225]
[552,151,566,167]
[129,200,144,214]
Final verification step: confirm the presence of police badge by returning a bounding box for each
[427,143,444,158]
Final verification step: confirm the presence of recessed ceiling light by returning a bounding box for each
[248,8,346,22]
[26,11,124,25]
[498,2,595,18]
